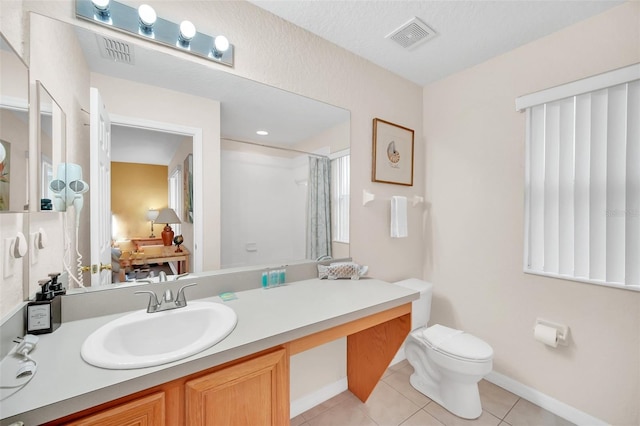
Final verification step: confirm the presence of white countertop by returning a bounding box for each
[0,278,417,425]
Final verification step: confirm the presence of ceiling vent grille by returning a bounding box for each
[96,34,134,64]
[386,17,436,50]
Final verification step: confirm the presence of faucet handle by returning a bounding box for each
[175,283,197,307]
[135,290,159,312]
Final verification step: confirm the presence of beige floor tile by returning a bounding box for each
[291,413,307,426]
[400,408,446,426]
[424,402,502,426]
[382,367,431,407]
[478,380,519,419]
[301,391,358,421]
[305,398,377,426]
[503,399,574,426]
[361,381,421,425]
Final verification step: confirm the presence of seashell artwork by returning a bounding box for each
[387,140,401,164]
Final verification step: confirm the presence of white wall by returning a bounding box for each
[0,213,26,319]
[220,147,307,268]
[423,2,640,424]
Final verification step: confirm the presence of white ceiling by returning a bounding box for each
[248,0,623,86]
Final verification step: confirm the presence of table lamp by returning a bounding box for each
[146,208,159,238]
[155,208,181,246]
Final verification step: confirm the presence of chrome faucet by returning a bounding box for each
[159,271,168,282]
[135,283,197,313]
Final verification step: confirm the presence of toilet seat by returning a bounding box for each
[415,324,493,363]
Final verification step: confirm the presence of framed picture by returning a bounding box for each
[183,153,193,223]
[372,118,414,186]
[0,140,10,211]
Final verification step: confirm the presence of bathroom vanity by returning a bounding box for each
[0,278,416,425]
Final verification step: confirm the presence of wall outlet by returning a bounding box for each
[4,237,16,278]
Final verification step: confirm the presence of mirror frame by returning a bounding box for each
[36,81,66,212]
[0,32,30,213]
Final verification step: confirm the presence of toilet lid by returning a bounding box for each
[421,324,493,361]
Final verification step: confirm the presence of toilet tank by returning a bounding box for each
[394,279,433,330]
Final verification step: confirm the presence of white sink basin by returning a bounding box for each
[81,301,237,369]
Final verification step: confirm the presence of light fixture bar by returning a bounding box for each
[76,0,234,67]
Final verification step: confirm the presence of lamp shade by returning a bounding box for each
[155,208,181,224]
[146,209,159,221]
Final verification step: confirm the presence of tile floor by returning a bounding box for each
[291,360,574,426]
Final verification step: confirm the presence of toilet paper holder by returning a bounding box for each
[534,318,569,346]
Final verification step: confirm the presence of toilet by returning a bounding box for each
[395,279,493,420]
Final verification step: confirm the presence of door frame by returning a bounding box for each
[109,113,203,273]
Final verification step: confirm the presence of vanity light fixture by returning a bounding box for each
[137,4,157,36]
[77,0,234,67]
[256,130,269,136]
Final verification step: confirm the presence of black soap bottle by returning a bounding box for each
[26,277,62,334]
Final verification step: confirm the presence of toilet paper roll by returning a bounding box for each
[534,324,558,348]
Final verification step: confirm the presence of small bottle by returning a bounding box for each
[278,267,286,285]
[261,270,269,288]
[269,269,279,288]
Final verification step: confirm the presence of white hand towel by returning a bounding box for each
[390,196,408,238]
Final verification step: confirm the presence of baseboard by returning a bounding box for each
[485,371,608,426]
[290,378,348,419]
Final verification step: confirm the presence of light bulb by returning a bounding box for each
[179,20,196,42]
[214,35,229,53]
[91,0,110,12]
[138,4,157,28]
[256,130,269,136]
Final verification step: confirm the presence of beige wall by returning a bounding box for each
[111,162,168,240]
[423,2,640,424]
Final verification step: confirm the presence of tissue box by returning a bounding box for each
[318,262,368,280]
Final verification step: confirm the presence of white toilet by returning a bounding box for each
[395,279,493,420]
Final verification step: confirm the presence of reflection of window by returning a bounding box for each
[41,154,53,200]
[331,150,350,243]
[169,166,182,236]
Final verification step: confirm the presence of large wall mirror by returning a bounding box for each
[0,33,29,212]
[28,15,350,291]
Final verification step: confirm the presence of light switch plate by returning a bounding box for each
[4,237,16,278]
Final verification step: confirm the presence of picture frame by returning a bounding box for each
[183,153,193,223]
[0,139,10,211]
[372,118,414,186]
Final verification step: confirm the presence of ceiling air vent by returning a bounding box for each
[386,17,436,50]
[96,34,135,65]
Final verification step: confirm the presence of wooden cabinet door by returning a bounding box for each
[185,348,289,426]
[66,392,165,426]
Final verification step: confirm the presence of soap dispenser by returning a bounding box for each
[26,277,62,334]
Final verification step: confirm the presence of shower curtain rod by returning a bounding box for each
[224,138,329,158]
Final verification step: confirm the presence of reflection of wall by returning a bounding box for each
[423,3,639,425]
[111,162,167,240]
[295,121,350,155]
[27,211,64,298]
[220,147,307,268]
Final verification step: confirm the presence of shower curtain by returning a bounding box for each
[306,156,332,260]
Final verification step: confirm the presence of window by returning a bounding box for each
[331,150,350,243]
[168,166,182,236]
[518,64,639,290]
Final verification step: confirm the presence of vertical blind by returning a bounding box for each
[518,64,639,290]
[331,152,350,244]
